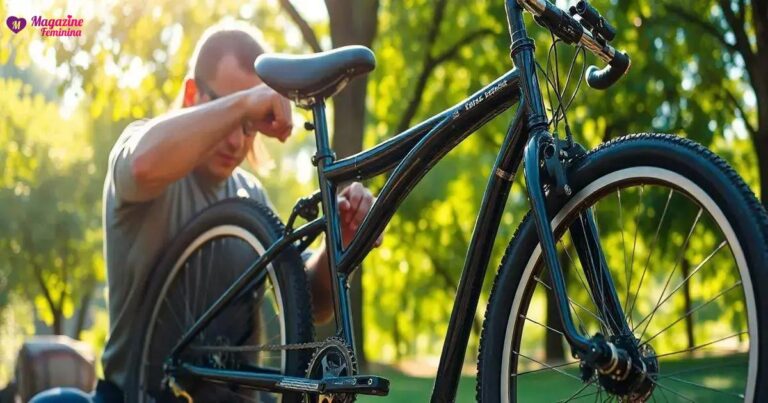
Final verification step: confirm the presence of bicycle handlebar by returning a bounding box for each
[516,0,630,90]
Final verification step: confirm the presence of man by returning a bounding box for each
[32,24,380,402]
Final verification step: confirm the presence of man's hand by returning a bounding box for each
[306,182,382,324]
[337,182,383,248]
[242,84,293,142]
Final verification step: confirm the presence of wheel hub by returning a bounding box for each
[596,335,658,401]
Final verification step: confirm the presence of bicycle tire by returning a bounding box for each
[477,134,768,402]
[126,198,315,402]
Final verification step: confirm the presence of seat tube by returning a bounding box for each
[310,101,357,349]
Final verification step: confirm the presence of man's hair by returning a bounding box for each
[189,22,268,83]
[185,21,275,175]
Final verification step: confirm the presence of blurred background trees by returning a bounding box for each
[0,0,762,390]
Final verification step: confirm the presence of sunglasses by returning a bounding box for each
[195,78,257,137]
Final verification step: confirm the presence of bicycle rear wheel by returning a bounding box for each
[478,134,768,402]
[127,199,314,402]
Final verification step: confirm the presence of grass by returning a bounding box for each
[356,354,748,402]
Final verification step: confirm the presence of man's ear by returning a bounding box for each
[182,78,197,108]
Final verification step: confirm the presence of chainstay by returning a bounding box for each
[189,340,329,352]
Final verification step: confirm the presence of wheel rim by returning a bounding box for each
[500,167,757,402]
[138,225,287,402]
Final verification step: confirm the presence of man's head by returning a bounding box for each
[183,24,272,182]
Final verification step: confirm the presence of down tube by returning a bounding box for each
[431,103,528,403]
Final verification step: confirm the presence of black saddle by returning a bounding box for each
[254,45,375,107]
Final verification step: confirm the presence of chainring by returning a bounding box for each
[304,337,358,403]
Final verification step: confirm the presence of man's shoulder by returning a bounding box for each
[230,167,263,188]
[229,167,268,199]
[109,119,150,159]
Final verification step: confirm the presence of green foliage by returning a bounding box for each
[361,0,759,365]
[0,0,761,384]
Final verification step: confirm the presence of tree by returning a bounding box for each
[1,0,760,373]
[663,0,767,206]
[0,77,104,337]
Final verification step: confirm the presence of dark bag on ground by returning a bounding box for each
[14,336,96,402]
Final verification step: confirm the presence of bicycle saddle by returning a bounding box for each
[254,45,376,107]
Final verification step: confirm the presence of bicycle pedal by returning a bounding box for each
[320,375,390,396]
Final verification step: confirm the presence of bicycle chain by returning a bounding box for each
[190,340,330,353]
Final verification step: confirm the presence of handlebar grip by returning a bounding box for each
[586,50,630,90]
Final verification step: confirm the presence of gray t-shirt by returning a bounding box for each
[100,120,277,389]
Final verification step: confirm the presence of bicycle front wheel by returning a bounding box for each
[478,134,768,402]
[127,199,314,403]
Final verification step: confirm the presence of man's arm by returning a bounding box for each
[122,85,291,202]
[305,245,334,323]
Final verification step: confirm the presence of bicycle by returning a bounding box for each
[125,0,768,401]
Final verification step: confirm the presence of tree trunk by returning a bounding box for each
[52,309,64,335]
[755,92,768,209]
[681,257,695,350]
[73,288,93,340]
[745,0,768,208]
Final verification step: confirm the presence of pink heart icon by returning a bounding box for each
[6,16,26,34]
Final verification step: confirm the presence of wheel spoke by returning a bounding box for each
[560,388,602,402]
[656,383,672,403]
[163,298,186,332]
[642,281,742,346]
[512,350,582,381]
[626,186,644,327]
[656,361,745,379]
[198,239,214,316]
[520,314,565,337]
[559,379,599,402]
[560,239,607,334]
[663,376,745,399]
[511,360,580,378]
[650,380,696,403]
[654,331,747,359]
[534,275,607,330]
[576,211,621,334]
[638,208,703,341]
[616,190,630,327]
[633,239,727,333]
[627,188,673,324]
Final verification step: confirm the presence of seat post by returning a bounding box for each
[310,101,335,166]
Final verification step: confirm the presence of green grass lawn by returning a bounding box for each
[357,354,747,402]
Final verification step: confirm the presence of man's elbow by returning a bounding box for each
[131,152,159,188]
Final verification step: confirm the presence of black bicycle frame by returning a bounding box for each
[166,1,629,401]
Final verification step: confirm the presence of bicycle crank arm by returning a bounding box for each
[323,375,390,396]
[174,363,390,396]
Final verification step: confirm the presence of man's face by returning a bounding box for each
[191,54,262,182]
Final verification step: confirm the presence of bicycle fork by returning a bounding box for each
[523,130,654,393]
